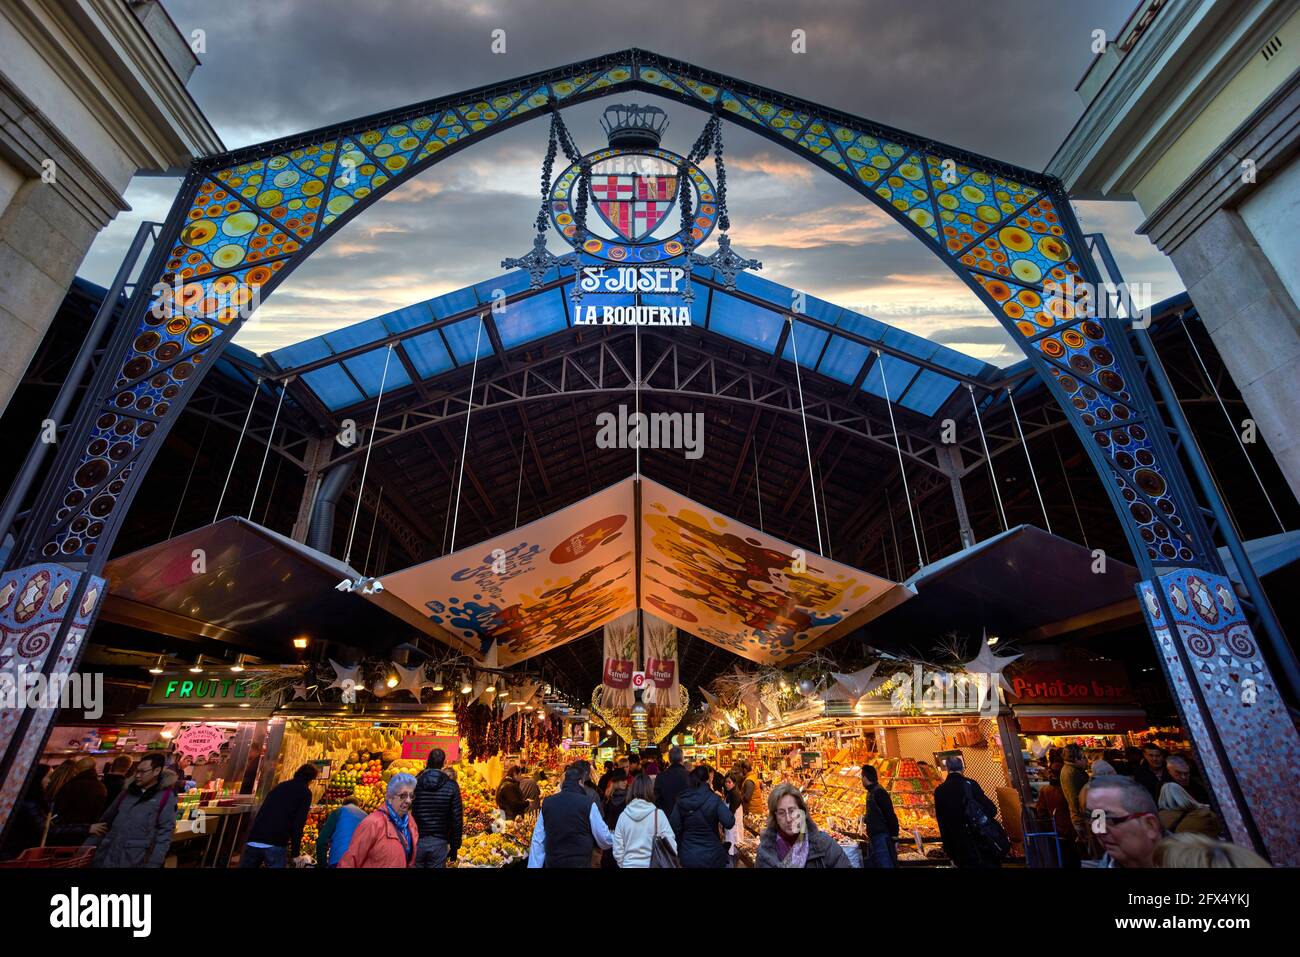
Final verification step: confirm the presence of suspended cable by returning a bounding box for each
[213,377,261,523]
[260,445,284,528]
[1180,321,1285,533]
[514,429,527,529]
[968,384,1008,532]
[816,458,832,560]
[449,317,485,554]
[1049,427,1088,549]
[344,343,394,566]
[363,486,383,577]
[248,378,288,520]
[877,349,922,570]
[885,484,903,579]
[170,415,211,540]
[751,433,764,533]
[635,319,641,480]
[786,317,824,555]
[1006,386,1052,534]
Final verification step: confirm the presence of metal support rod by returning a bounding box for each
[0,221,158,554]
[1007,387,1052,534]
[968,384,1008,532]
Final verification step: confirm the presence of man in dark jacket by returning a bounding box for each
[528,761,613,868]
[653,746,691,817]
[102,756,132,806]
[239,763,317,867]
[1133,745,1171,801]
[861,763,899,867]
[497,766,528,820]
[934,756,1000,868]
[670,765,736,868]
[51,756,107,845]
[600,768,630,869]
[89,754,177,868]
[412,748,463,867]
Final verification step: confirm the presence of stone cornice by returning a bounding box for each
[1138,68,1300,254]
[5,0,221,178]
[1048,0,1289,199]
[0,74,126,229]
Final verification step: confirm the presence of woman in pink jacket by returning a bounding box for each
[340,774,419,868]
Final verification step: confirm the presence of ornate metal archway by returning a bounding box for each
[1,49,1297,862]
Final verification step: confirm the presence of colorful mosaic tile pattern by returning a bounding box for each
[1138,571,1300,866]
[0,564,105,827]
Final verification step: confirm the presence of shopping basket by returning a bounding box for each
[0,845,97,867]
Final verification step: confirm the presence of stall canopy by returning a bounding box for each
[863,524,1143,642]
[381,475,914,667]
[101,517,480,657]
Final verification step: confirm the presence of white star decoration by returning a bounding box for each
[392,662,435,700]
[290,682,310,701]
[831,664,887,704]
[326,659,362,692]
[963,635,1022,694]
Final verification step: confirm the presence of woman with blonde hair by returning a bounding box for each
[1157,782,1220,838]
[755,782,851,868]
[1154,832,1270,868]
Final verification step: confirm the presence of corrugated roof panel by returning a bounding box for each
[817,337,872,384]
[342,345,413,398]
[302,365,364,410]
[428,284,481,319]
[708,292,784,351]
[862,354,922,402]
[323,317,389,353]
[376,303,434,334]
[780,319,829,367]
[401,329,454,378]
[899,368,959,416]
[496,295,568,348]
[443,315,489,364]
[268,336,331,368]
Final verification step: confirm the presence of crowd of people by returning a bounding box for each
[1031,742,1269,868]
[0,752,184,867]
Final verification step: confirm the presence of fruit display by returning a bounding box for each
[352,782,384,812]
[455,832,528,868]
[302,808,324,853]
[803,757,942,841]
[462,788,497,834]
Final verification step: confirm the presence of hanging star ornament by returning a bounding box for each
[392,662,435,701]
[963,634,1022,695]
[326,659,361,692]
[290,682,310,701]
[830,664,887,704]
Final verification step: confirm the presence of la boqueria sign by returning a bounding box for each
[147,673,273,707]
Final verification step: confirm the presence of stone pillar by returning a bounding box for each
[1167,207,1300,501]
[1138,569,1300,865]
[0,564,106,834]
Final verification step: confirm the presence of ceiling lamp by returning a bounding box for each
[460,673,473,695]
[230,654,246,673]
[432,671,445,691]
[485,676,496,694]
[293,636,310,649]
[148,655,166,676]
[189,655,205,674]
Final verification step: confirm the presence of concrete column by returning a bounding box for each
[1168,207,1300,501]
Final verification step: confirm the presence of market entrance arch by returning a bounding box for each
[1,49,1297,864]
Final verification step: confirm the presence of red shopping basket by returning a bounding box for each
[0,845,97,867]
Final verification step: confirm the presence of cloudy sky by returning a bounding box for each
[81,0,1180,365]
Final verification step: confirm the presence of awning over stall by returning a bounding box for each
[866,524,1143,641]
[101,517,479,656]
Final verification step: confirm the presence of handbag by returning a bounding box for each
[650,811,681,868]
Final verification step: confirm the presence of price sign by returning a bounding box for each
[631,671,646,689]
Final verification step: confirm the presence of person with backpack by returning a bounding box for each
[612,774,676,868]
[933,756,1005,868]
[411,748,463,867]
[88,753,177,868]
[669,764,735,868]
[861,763,899,868]
[316,797,366,867]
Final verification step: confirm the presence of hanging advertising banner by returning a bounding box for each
[382,480,637,666]
[642,613,680,708]
[602,610,638,708]
[637,477,911,665]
